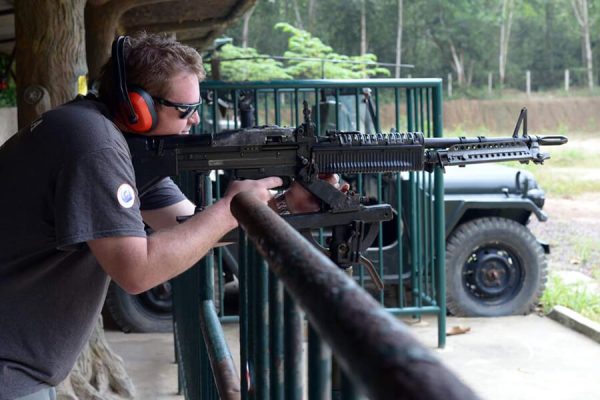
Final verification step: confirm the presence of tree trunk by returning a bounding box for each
[85,0,173,83]
[498,0,514,87]
[14,0,87,128]
[394,0,403,78]
[290,0,304,30]
[449,42,465,86]
[85,2,123,83]
[571,0,594,89]
[57,315,136,400]
[360,0,367,56]
[308,0,317,32]
[241,5,255,48]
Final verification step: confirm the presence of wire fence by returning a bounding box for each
[444,68,598,98]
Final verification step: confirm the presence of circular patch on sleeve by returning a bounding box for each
[117,183,136,209]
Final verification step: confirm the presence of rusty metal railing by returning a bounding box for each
[170,78,448,399]
[227,191,478,400]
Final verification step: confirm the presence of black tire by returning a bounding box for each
[446,217,547,317]
[105,265,224,333]
[105,281,174,333]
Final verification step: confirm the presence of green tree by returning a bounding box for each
[276,22,390,78]
[211,44,292,81]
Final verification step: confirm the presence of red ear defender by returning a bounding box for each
[112,36,158,133]
[121,87,158,133]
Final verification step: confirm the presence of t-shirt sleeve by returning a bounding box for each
[139,178,188,211]
[54,147,147,249]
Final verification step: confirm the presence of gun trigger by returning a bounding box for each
[360,255,384,291]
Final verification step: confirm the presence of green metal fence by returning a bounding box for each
[170,78,446,399]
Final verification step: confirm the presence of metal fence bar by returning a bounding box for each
[174,78,447,399]
[254,259,269,398]
[307,325,331,400]
[230,191,480,400]
[284,291,303,400]
[432,80,447,348]
[198,300,241,400]
[268,272,284,400]
[238,231,250,399]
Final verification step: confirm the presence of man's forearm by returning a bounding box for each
[89,198,237,294]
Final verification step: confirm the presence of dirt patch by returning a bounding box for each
[528,192,600,276]
[444,96,600,134]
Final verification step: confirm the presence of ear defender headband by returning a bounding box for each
[112,36,158,133]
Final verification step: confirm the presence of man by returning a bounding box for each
[0,33,327,400]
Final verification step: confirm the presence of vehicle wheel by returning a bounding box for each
[445,217,547,317]
[105,266,224,333]
[105,281,174,333]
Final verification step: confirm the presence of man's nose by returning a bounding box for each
[188,110,200,126]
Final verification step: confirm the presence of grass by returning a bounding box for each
[445,86,600,101]
[541,274,600,323]
[443,131,600,197]
[592,265,600,283]
[515,169,600,197]
[572,238,600,266]
[514,144,600,197]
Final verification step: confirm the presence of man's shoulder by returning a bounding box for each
[46,98,112,129]
[41,98,126,152]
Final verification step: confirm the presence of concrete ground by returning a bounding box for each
[106,314,600,400]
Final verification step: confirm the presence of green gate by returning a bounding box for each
[171,78,447,399]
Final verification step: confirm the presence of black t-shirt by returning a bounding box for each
[0,99,185,399]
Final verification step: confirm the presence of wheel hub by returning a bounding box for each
[463,246,522,303]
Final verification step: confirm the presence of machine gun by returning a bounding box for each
[126,105,567,287]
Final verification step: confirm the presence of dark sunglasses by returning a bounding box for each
[153,96,202,119]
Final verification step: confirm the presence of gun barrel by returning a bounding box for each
[423,134,567,148]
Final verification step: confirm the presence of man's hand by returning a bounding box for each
[282,174,350,214]
[222,176,283,208]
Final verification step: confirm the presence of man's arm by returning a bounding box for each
[87,177,282,294]
[141,199,196,230]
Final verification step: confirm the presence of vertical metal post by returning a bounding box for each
[284,291,303,400]
[314,88,321,135]
[377,172,384,304]
[263,92,269,125]
[239,231,249,399]
[308,325,331,400]
[255,257,269,399]
[233,89,239,129]
[200,175,218,400]
[565,69,570,92]
[269,272,284,400]
[274,88,280,126]
[433,81,446,348]
[373,87,380,134]
[334,88,340,129]
[394,86,405,308]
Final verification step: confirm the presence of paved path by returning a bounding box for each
[106,314,600,400]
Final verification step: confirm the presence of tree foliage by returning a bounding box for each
[213,23,390,81]
[275,23,390,78]
[224,0,600,90]
[211,44,292,81]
